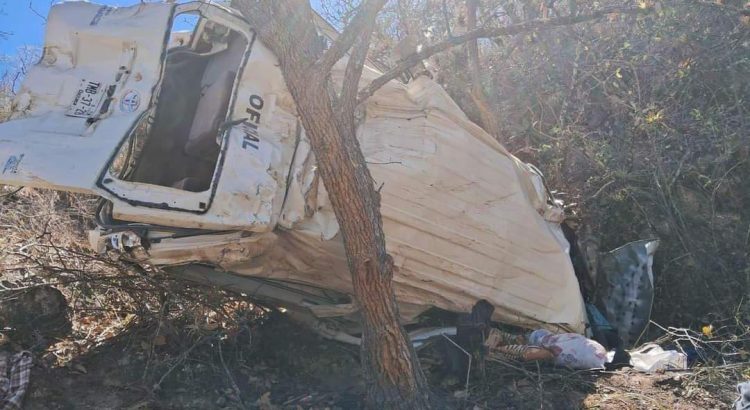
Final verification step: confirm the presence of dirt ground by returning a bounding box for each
[22,313,364,410]
[14,312,739,410]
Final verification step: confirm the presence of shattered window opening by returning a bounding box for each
[108,11,248,194]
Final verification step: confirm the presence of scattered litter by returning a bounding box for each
[596,239,659,348]
[735,381,750,410]
[628,343,687,372]
[530,329,608,370]
[0,350,32,410]
[484,327,607,370]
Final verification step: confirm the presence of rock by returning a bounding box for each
[0,286,70,348]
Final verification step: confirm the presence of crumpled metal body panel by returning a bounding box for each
[141,72,589,333]
[1,1,588,334]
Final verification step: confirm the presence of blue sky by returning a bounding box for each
[0,1,146,57]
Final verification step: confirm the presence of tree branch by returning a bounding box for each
[358,5,649,104]
[315,0,387,72]
[28,0,47,22]
[337,30,375,121]
[465,0,501,140]
[694,0,750,16]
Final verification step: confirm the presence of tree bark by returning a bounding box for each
[285,75,431,410]
[232,1,431,408]
[465,0,502,141]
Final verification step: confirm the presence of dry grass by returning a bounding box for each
[1,187,271,408]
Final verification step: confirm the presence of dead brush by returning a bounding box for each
[647,319,750,403]
[1,187,268,403]
[426,348,606,410]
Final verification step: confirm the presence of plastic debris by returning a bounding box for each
[628,343,687,372]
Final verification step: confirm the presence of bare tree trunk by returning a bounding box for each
[232,1,430,408]
[466,0,502,142]
[286,79,431,410]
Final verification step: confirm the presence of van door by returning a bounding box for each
[99,3,299,232]
[0,2,173,193]
[1,2,298,232]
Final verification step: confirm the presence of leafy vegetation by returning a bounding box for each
[372,0,750,326]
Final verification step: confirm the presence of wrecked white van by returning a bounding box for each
[0,1,656,343]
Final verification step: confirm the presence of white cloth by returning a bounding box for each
[629,343,687,372]
[529,329,607,370]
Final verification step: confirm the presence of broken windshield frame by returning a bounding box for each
[96,2,256,215]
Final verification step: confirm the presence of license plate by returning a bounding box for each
[66,79,106,118]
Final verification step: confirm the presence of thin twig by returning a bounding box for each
[218,339,247,409]
[152,335,209,391]
[27,1,47,21]
[441,334,471,399]
[0,187,24,198]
